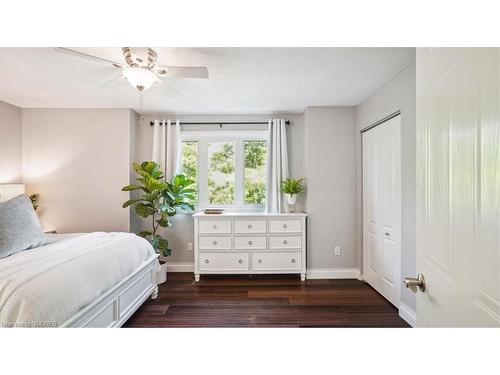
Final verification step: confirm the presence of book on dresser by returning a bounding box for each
[192,212,307,281]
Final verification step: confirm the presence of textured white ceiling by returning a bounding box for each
[0,47,414,113]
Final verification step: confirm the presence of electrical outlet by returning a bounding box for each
[334,246,341,256]
[187,242,193,251]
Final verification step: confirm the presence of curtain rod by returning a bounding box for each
[148,120,290,127]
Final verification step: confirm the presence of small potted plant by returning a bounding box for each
[280,177,305,212]
[29,193,40,211]
[122,161,195,284]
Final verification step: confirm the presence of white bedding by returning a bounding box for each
[0,232,156,327]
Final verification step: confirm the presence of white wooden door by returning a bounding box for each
[362,115,401,307]
[415,48,500,326]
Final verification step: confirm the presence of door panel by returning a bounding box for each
[363,115,401,307]
[475,49,500,322]
[416,48,500,326]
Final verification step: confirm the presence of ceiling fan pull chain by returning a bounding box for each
[140,91,144,115]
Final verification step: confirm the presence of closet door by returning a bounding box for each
[362,115,401,307]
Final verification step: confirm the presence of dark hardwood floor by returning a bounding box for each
[124,273,410,328]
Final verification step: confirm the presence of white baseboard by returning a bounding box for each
[399,302,417,327]
[306,268,360,279]
[167,262,194,272]
[167,264,360,278]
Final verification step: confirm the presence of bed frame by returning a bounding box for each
[60,255,159,327]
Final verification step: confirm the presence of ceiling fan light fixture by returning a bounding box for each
[123,67,159,91]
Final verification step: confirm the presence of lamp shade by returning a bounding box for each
[0,184,26,202]
[123,67,159,91]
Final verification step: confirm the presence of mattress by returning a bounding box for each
[0,232,156,327]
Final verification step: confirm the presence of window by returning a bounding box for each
[180,141,199,206]
[244,140,267,205]
[208,141,235,205]
[180,131,267,211]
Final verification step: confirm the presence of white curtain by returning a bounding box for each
[266,118,289,213]
[152,119,181,181]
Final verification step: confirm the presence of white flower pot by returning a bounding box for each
[157,261,167,284]
[286,194,297,205]
[286,194,297,212]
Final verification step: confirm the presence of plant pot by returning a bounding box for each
[286,194,297,205]
[157,260,167,284]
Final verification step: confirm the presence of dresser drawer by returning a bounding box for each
[234,236,267,250]
[199,252,249,271]
[269,236,302,249]
[234,219,266,234]
[268,219,302,233]
[252,252,301,271]
[199,219,232,234]
[199,236,232,250]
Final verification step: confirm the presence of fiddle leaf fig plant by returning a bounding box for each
[122,161,196,257]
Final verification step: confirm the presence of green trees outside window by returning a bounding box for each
[180,136,267,208]
[208,141,236,204]
[244,140,266,205]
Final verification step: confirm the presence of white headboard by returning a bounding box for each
[0,184,25,202]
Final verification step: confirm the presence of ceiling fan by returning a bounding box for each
[55,47,209,96]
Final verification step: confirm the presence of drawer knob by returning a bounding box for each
[238,259,243,264]
[213,240,218,245]
[205,259,209,264]
[258,259,262,263]
[291,259,296,263]
[248,224,252,229]
[248,240,253,245]
[283,240,288,245]
[283,224,288,229]
[213,224,218,229]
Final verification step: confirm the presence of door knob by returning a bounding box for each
[404,273,425,292]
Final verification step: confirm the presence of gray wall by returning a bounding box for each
[304,107,358,269]
[132,113,306,264]
[356,63,416,311]
[22,108,134,233]
[0,100,22,183]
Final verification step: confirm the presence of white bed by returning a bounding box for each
[0,232,158,328]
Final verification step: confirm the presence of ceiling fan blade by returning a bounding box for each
[99,72,126,88]
[55,48,123,68]
[155,79,181,98]
[155,66,209,79]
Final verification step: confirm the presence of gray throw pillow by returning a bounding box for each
[0,194,45,259]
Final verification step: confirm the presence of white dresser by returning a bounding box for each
[193,212,307,281]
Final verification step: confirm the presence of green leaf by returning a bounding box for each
[149,235,170,256]
[177,203,194,213]
[135,203,156,218]
[122,198,143,208]
[121,185,142,191]
[156,217,171,228]
[161,248,172,257]
[138,230,152,238]
[143,191,160,202]
[145,177,167,192]
[159,203,176,214]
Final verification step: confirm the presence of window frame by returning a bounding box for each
[180,130,268,212]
